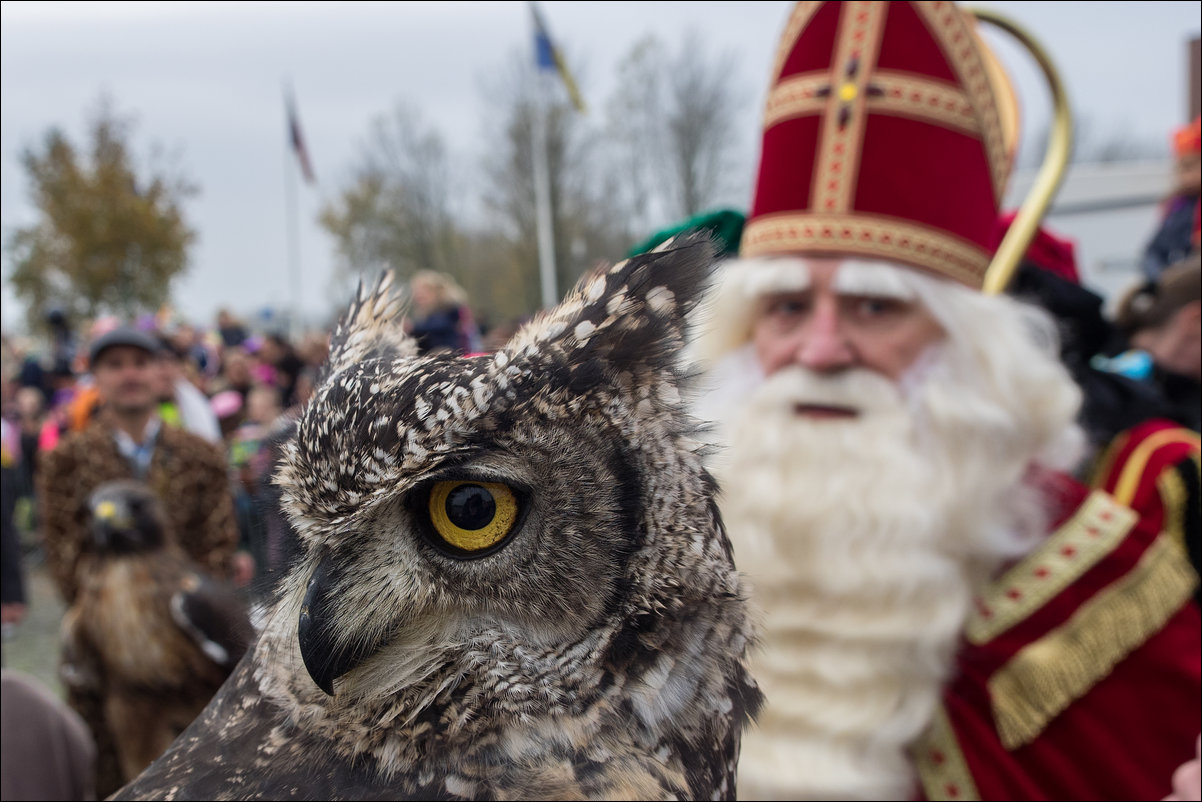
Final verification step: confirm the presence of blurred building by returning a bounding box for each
[1005,159,1176,310]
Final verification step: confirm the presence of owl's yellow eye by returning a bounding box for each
[427,480,519,555]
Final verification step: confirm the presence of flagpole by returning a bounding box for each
[284,82,302,338]
[531,65,558,310]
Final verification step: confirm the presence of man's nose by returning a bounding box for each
[793,302,854,372]
[118,362,150,379]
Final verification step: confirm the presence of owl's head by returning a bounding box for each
[269,233,755,742]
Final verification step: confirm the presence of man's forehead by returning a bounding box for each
[748,258,918,300]
[94,345,155,367]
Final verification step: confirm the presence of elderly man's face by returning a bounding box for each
[751,260,945,395]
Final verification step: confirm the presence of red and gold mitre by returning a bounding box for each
[740,1,1020,289]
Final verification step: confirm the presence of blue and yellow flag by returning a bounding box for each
[530,2,586,113]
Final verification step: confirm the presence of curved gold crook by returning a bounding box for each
[968,7,1075,295]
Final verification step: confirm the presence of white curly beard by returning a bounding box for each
[705,345,1053,801]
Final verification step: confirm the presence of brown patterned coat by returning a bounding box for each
[36,411,238,606]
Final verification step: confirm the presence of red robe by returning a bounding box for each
[1088,419,1201,592]
[915,465,1201,800]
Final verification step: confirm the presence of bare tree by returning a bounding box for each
[319,103,460,294]
[1018,113,1166,169]
[663,30,742,217]
[477,48,630,316]
[604,30,746,230]
[317,36,748,332]
[604,35,667,236]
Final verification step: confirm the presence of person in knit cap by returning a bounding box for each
[687,3,1200,799]
[1141,115,1201,282]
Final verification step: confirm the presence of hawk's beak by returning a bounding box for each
[93,500,132,531]
[297,560,384,696]
[91,500,131,547]
[95,500,118,521]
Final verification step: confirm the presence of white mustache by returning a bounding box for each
[754,366,904,414]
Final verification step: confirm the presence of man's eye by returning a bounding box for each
[767,298,808,317]
[855,297,900,316]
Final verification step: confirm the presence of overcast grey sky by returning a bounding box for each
[2,1,1199,334]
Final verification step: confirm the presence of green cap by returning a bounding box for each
[626,208,746,258]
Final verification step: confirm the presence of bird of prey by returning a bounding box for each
[61,478,253,786]
[113,233,762,801]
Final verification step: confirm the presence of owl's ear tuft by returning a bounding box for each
[323,271,419,381]
[520,231,719,375]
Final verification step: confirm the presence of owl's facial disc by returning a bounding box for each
[297,476,529,696]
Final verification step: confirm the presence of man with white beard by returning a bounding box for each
[685,2,1202,800]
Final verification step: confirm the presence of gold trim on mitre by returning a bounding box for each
[740,211,990,286]
[969,13,1020,187]
[811,2,887,215]
[863,71,983,136]
[763,72,838,127]
[912,1,1017,204]
[767,1,824,92]
[765,70,986,137]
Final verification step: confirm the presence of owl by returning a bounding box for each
[113,232,762,801]
[60,478,253,786]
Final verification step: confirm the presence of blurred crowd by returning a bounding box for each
[1,307,326,586]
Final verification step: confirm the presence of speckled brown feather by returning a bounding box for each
[112,232,762,801]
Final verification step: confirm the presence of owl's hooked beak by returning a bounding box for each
[298,560,385,696]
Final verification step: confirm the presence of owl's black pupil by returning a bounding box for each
[445,484,495,530]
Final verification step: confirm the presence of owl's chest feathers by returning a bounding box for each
[299,643,708,778]
[83,558,204,686]
[310,681,691,799]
